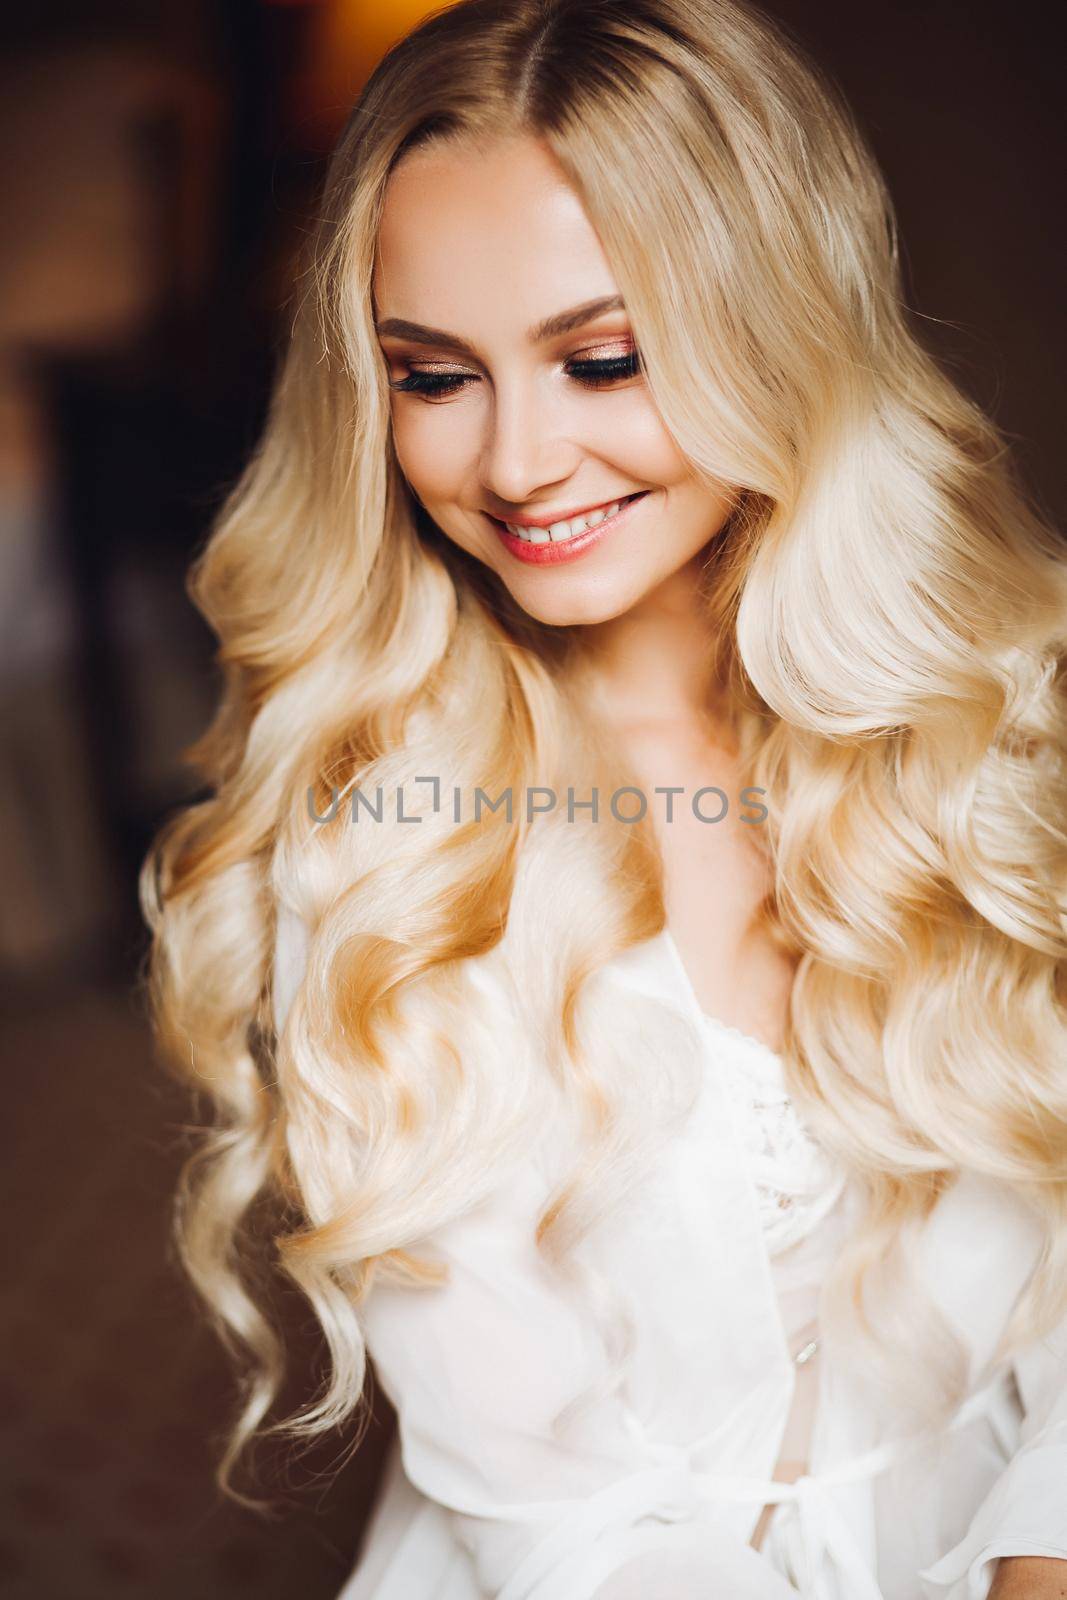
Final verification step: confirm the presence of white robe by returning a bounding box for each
[272,903,1067,1599]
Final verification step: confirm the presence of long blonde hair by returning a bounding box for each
[140,0,1067,1506]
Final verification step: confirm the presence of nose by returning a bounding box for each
[479,370,580,509]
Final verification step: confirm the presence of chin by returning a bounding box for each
[502,578,644,630]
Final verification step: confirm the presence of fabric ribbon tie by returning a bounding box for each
[782,1470,885,1599]
[495,1369,1010,1600]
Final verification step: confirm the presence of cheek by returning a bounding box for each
[610,399,734,541]
[602,394,690,486]
[391,403,472,501]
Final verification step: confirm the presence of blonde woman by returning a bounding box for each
[140,1,1067,1596]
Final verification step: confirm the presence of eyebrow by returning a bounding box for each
[374,294,626,358]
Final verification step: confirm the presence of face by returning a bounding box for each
[372,132,735,628]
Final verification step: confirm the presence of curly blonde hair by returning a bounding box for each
[140,0,1067,1507]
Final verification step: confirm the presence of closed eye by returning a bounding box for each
[388,349,643,402]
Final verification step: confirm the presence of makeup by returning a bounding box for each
[490,490,652,567]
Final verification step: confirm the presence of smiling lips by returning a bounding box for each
[492,490,651,566]
[500,491,644,543]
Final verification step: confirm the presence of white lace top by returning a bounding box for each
[696,1006,848,1501]
[708,1014,845,1258]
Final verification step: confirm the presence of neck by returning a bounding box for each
[569,555,729,740]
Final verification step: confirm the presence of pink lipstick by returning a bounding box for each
[490,491,652,566]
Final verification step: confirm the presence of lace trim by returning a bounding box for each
[707,1027,845,1257]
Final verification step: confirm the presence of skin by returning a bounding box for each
[989,1559,1067,1598]
[371,131,1062,1593]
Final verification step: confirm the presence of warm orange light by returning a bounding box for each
[295,0,448,148]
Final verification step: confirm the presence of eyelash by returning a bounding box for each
[388,350,643,400]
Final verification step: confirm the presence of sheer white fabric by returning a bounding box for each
[712,1022,846,1260]
[709,1017,849,1537]
[270,903,1067,1599]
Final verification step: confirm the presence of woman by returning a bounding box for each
[140,0,1067,1595]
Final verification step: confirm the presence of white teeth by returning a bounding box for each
[506,496,630,543]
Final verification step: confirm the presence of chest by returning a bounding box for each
[617,721,796,1054]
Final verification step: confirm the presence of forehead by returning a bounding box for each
[372,133,622,335]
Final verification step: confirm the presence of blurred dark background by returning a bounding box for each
[0,1,1063,1596]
